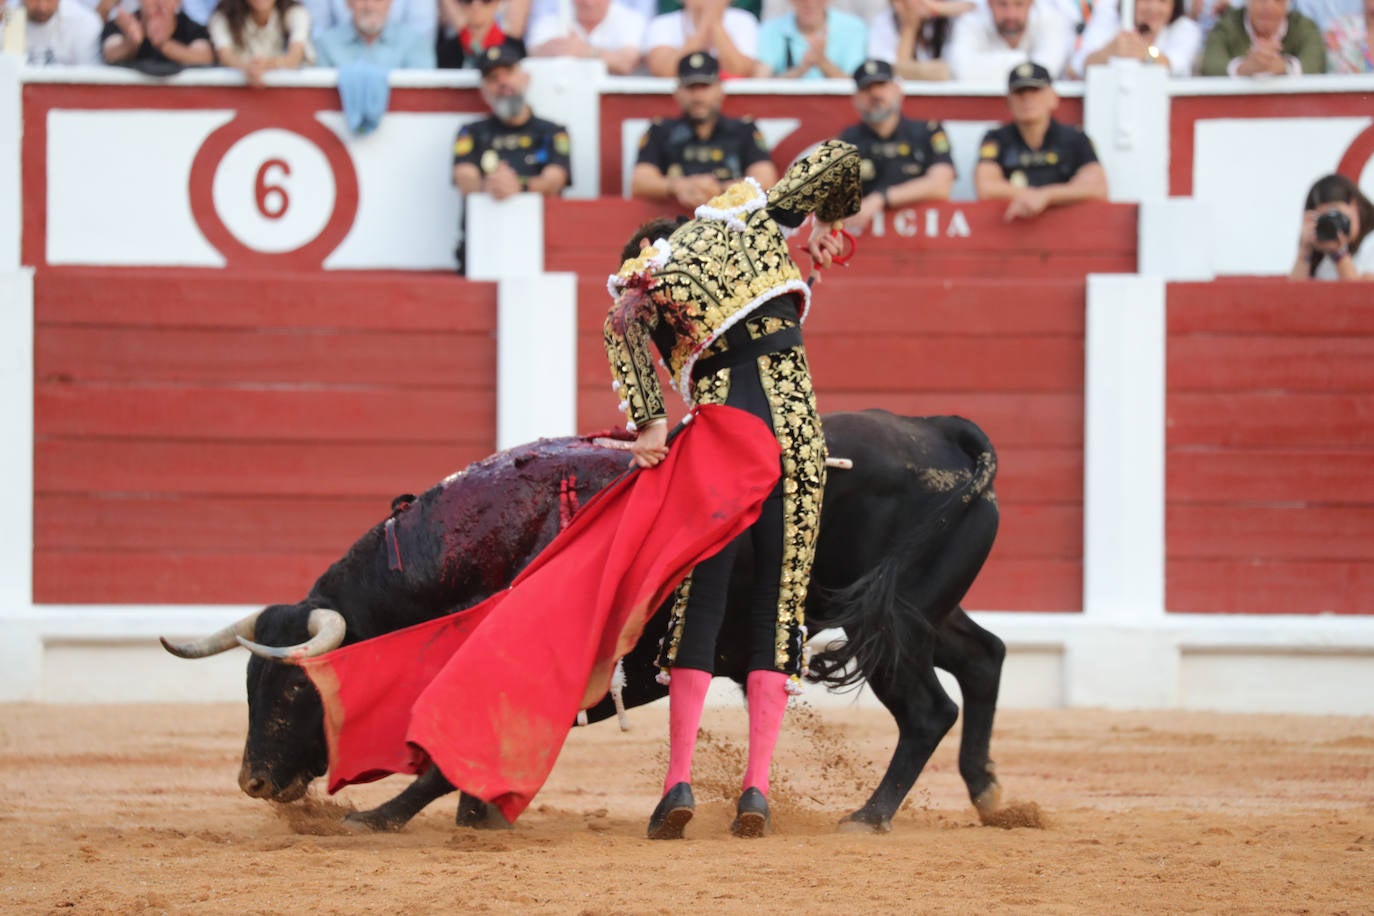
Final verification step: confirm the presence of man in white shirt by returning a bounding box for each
[528,0,647,73]
[18,0,102,63]
[643,0,763,76]
[945,0,1076,82]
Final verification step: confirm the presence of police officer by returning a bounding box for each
[837,59,956,232]
[973,62,1109,221]
[630,52,778,211]
[452,45,572,201]
[451,46,571,272]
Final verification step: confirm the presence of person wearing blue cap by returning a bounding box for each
[973,62,1107,220]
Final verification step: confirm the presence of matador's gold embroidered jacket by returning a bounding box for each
[603,139,862,430]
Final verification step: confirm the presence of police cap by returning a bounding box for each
[1008,61,1053,92]
[677,52,721,86]
[853,59,895,89]
[479,44,524,76]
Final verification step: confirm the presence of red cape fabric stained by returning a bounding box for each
[300,404,781,823]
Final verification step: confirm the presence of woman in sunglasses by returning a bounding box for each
[436,0,527,67]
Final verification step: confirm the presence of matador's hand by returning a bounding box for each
[630,419,669,468]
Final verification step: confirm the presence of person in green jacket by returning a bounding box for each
[1200,0,1326,75]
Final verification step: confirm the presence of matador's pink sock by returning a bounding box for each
[742,669,790,797]
[664,667,712,794]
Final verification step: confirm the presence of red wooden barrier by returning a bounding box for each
[1166,278,1374,615]
[546,198,1126,612]
[33,268,499,604]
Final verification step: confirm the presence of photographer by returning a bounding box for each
[1290,174,1374,281]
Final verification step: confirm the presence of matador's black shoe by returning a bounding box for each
[730,787,772,838]
[646,782,695,840]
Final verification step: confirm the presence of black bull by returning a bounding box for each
[163,409,1005,833]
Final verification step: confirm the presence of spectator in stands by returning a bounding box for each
[663,0,763,17]
[837,59,954,231]
[644,0,764,77]
[1324,0,1372,71]
[313,0,436,46]
[866,0,973,80]
[1290,173,1374,280]
[316,0,434,65]
[101,0,214,70]
[453,46,572,198]
[1200,0,1325,73]
[209,0,316,84]
[527,0,646,73]
[81,0,140,24]
[756,0,868,78]
[630,52,777,210]
[18,0,103,64]
[1070,0,1202,77]
[944,0,1076,81]
[974,62,1108,220]
[436,0,526,68]
[1294,0,1360,34]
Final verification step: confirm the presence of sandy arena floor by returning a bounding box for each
[2,699,1372,914]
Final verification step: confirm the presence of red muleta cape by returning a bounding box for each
[300,404,781,823]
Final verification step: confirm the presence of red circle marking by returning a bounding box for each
[189,115,359,269]
[1337,124,1374,185]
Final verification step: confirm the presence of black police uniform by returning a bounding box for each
[976,120,1099,188]
[636,116,772,183]
[453,115,573,188]
[838,118,954,197]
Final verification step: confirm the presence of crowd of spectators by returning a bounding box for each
[6,0,1370,75]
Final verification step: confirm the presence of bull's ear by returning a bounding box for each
[160,611,262,659]
[236,608,346,662]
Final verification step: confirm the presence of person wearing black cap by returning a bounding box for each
[837,59,955,232]
[973,61,1107,221]
[452,45,571,201]
[450,46,571,270]
[630,52,778,211]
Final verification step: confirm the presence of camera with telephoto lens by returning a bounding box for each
[1314,209,1351,243]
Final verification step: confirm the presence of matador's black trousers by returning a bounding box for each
[655,296,827,680]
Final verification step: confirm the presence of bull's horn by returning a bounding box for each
[160,611,262,659]
[236,608,347,663]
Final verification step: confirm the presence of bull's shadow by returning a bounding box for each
[163,409,1004,834]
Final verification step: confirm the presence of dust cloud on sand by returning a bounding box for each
[2,701,1372,913]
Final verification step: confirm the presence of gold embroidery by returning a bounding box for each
[601,142,863,430]
[656,315,827,678]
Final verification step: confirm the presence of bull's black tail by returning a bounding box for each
[808,419,997,689]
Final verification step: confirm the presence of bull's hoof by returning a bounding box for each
[838,810,892,834]
[343,809,407,833]
[456,800,513,831]
[972,780,1004,825]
